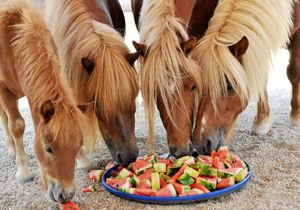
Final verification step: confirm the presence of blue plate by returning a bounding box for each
[102,162,252,204]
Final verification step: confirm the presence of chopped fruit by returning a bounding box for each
[178,173,194,186]
[105,149,249,197]
[151,172,160,190]
[88,170,104,182]
[156,184,177,197]
[196,176,217,191]
[216,177,235,189]
[153,162,167,173]
[81,184,98,192]
[199,164,218,177]
[116,168,133,179]
[59,201,80,210]
[184,166,199,178]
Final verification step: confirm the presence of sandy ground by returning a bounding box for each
[0,2,300,210]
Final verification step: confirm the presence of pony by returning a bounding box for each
[44,0,143,165]
[190,0,294,154]
[0,0,94,203]
[132,0,202,157]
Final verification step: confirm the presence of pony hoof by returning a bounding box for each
[251,116,272,135]
[77,159,92,169]
[290,117,300,127]
[16,175,34,184]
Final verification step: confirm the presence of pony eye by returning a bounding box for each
[45,147,53,154]
[227,84,233,91]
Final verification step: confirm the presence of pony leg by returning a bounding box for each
[251,89,272,135]
[0,88,33,183]
[287,15,300,126]
[76,148,92,169]
[0,106,16,158]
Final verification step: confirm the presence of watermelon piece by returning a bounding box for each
[116,168,133,179]
[190,183,210,193]
[178,173,194,186]
[217,146,229,161]
[184,166,199,178]
[157,158,172,165]
[217,168,236,178]
[134,188,157,196]
[169,164,187,182]
[132,159,152,174]
[167,165,181,176]
[232,159,247,169]
[132,175,140,185]
[137,169,153,180]
[59,201,80,210]
[223,161,232,169]
[155,184,177,197]
[106,178,127,190]
[144,155,157,164]
[81,184,98,192]
[196,176,217,191]
[234,167,248,182]
[177,156,190,163]
[213,157,225,170]
[179,188,204,196]
[159,173,170,182]
[192,162,202,169]
[88,170,104,182]
[151,172,160,190]
[184,157,195,166]
[153,162,167,173]
[137,179,151,189]
[199,165,217,177]
[172,182,191,194]
[119,178,132,193]
[210,150,217,158]
[197,155,213,166]
[160,178,167,188]
[216,176,235,189]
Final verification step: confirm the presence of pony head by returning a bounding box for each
[137,0,202,157]
[191,0,293,154]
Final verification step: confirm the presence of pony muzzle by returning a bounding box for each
[48,180,75,203]
[169,141,194,158]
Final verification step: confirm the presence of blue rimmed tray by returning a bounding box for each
[101,161,252,204]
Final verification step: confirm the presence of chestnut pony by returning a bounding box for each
[132,0,202,157]
[44,0,143,165]
[0,0,94,203]
[190,0,294,154]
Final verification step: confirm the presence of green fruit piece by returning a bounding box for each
[184,157,195,166]
[159,173,170,182]
[184,166,199,178]
[234,167,248,182]
[117,168,132,179]
[119,178,131,193]
[178,156,190,163]
[178,173,194,186]
[151,172,160,190]
[199,165,217,176]
[153,163,167,173]
[217,169,235,178]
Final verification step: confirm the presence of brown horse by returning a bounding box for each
[131,0,202,157]
[190,0,294,154]
[44,0,143,165]
[0,0,94,203]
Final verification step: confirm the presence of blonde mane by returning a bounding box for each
[139,0,202,152]
[2,0,96,151]
[191,0,294,107]
[44,0,138,120]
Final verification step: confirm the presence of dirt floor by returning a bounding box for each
[0,2,299,210]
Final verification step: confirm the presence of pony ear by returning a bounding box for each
[132,41,147,56]
[125,51,144,66]
[229,36,249,60]
[40,101,55,123]
[81,57,95,74]
[180,37,198,55]
[77,101,95,113]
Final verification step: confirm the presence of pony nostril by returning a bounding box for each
[204,139,213,155]
[169,146,178,156]
[57,192,67,203]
